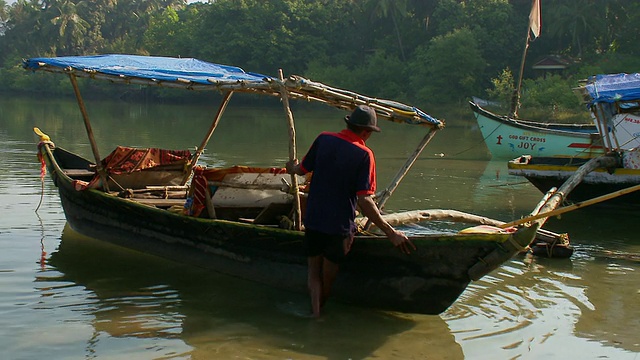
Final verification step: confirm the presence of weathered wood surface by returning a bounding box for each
[358,208,565,243]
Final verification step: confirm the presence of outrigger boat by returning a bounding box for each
[509,73,640,207]
[27,54,571,315]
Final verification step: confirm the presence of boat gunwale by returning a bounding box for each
[470,101,598,137]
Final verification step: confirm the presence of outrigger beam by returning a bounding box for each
[182,91,234,185]
[378,128,439,210]
[67,73,110,192]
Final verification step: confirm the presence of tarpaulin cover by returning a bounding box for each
[585,73,640,105]
[23,54,272,85]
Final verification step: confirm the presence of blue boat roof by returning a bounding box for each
[24,54,272,85]
[23,54,443,128]
[584,73,640,105]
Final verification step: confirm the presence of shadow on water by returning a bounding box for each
[42,224,464,359]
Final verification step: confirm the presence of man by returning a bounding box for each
[286,105,415,318]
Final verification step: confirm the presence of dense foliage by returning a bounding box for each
[1,0,640,116]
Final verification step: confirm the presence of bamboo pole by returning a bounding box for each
[376,128,439,210]
[68,73,109,192]
[278,69,302,231]
[182,91,234,185]
[529,187,557,216]
[500,182,640,228]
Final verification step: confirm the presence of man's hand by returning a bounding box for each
[356,195,416,255]
[286,159,301,175]
[388,229,415,255]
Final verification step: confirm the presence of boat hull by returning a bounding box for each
[41,144,530,315]
[470,102,603,159]
[508,155,640,206]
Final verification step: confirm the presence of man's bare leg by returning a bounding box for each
[307,255,324,317]
[321,258,340,309]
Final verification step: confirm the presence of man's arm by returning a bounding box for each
[357,195,416,254]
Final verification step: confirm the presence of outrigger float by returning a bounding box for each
[27,54,572,315]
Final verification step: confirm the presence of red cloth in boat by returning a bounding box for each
[101,146,191,174]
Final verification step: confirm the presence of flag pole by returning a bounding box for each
[509,0,541,119]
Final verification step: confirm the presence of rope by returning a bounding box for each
[35,176,45,213]
[448,121,504,158]
[35,149,48,213]
[505,234,530,253]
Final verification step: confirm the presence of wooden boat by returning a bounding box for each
[470,101,604,159]
[28,54,570,315]
[508,73,640,207]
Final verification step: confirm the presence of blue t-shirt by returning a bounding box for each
[299,129,377,236]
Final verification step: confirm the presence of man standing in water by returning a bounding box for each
[287,105,415,318]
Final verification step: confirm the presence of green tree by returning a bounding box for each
[487,68,515,106]
[190,0,358,75]
[0,0,8,33]
[410,27,486,104]
[607,1,640,56]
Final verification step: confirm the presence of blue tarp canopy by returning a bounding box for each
[24,54,273,85]
[584,73,640,105]
[23,54,443,128]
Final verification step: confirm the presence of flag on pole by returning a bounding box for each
[529,0,541,38]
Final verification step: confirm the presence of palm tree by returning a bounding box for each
[545,0,606,57]
[0,0,8,35]
[365,0,409,61]
[49,0,90,54]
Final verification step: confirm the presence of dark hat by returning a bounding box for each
[344,105,381,132]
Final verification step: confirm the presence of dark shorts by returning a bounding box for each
[304,229,350,264]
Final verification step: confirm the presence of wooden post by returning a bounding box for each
[592,104,613,151]
[182,91,234,185]
[278,69,302,231]
[68,73,109,192]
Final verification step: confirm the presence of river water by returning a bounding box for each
[0,95,638,359]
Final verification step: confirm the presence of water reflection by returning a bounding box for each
[43,225,464,359]
[4,95,638,359]
[445,252,639,357]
